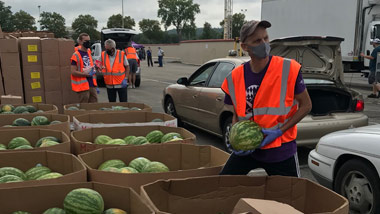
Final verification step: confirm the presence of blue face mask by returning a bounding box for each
[247,42,271,59]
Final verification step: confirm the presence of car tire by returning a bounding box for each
[334,159,380,214]
[164,97,183,126]
[222,116,233,153]
[135,77,141,87]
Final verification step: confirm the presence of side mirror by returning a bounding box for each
[177,77,188,85]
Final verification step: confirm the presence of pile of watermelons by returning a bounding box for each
[98,157,170,174]
[0,136,61,150]
[13,187,128,214]
[2,116,61,127]
[0,164,63,184]
[66,106,142,111]
[0,104,44,114]
[93,131,183,146]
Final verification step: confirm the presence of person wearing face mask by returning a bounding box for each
[70,33,98,103]
[220,20,312,177]
[97,39,130,102]
[124,42,139,89]
[360,38,380,98]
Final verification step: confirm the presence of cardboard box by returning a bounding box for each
[71,125,196,154]
[232,198,304,214]
[78,144,229,192]
[0,25,3,39]
[1,95,23,104]
[19,37,41,53]
[0,38,18,52]
[21,32,36,37]
[21,52,42,66]
[0,150,86,189]
[0,129,70,153]
[0,182,154,214]
[45,91,63,109]
[0,113,70,135]
[140,176,349,214]
[43,65,61,80]
[11,103,59,113]
[0,52,21,67]
[24,90,45,104]
[41,38,59,53]
[0,67,4,96]
[44,78,62,92]
[73,112,177,131]
[64,102,152,121]
[0,53,23,97]
[59,39,75,66]
[22,65,45,91]
[42,51,60,66]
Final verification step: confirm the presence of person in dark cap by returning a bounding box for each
[220,20,312,177]
[361,38,380,98]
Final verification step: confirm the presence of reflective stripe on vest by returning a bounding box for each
[125,47,138,60]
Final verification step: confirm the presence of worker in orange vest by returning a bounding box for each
[220,20,312,177]
[70,33,98,103]
[97,39,130,102]
[124,42,139,88]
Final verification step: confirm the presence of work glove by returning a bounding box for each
[260,129,283,148]
[228,144,254,156]
[96,87,100,94]
[121,79,128,88]
[88,67,96,76]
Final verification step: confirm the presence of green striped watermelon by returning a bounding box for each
[129,136,148,145]
[63,188,104,214]
[141,161,170,173]
[0,143,6,150]
[105,139,127,145]
[36,172,63,180]
[40,141,60,147]
[101,167,120,173]
[123,136,136,144]
[25,105,37,113]
[118,167,139,173]
[94,135,112,144]
[12,211,31,214]
[13,106,28,114]
[43,208,66,214]
[98,160,126,171]
[0,175,23,183]
[103,208,127,214]
[31,116,50,126]
[146,130,164,143]
[50,120,62,125]
[25,165,52,180]
[8,137,31,149]
[12,118,31,126]
[0,167,26,180]
[14,145,34,150]
[229,120,264,151]
[161,132,182,143]
[128,157,151,172]
[36,136,60,148]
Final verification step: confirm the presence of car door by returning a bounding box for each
[195,62,236,133]
[175,62,217,123]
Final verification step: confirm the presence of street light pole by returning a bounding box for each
[121,0,124,28]
[38,5,41,30]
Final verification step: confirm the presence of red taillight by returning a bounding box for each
[355,100,364,111]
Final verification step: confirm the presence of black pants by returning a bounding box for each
[219,153,300,177]
[147,56,153,67]
[106,88,127,102]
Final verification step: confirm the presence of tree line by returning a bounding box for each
[0,0,246,43]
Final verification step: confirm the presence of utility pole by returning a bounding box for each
[224,0,233,39]
[38,5,41,30]
[121,0,124,28]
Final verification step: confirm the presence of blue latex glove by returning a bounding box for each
[121,79,128,88]
[228,143,255,156]
[88,67,96,76]
[260,129,283,148]
[96,87,100,94]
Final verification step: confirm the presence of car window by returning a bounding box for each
[304,79,334,85]
[189,62,217,86]
[207,62,235,87]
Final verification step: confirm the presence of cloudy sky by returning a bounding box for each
[3,0,262,32]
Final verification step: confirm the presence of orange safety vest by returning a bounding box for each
[74,46,93,54]
[101,50,126,87]
[125,47,138,60]
[221,56,301,149]
[70,49,97,92]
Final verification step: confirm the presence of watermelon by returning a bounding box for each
[123,136,136,144]
[128,157,151,172]
[104,208,127,214]
[161,132,182,143]
[12,212,32,214]
[94,135,112,144]
[14,145,34,150]
[99,107,112,111]
[2,111,15,114]
[146,130,164,143]
[36,136,60,148]
[130,136,148,145]
[36,110,44,113]
[25,105,37,113]
[130,107,141,111]
[21,111,30,114]
[0,167,26,180]
[169,137,183,142]
[25,165,52,180]
[111,106,127,111]
[98,160,126,170]
[141,161,170,173]
[105,139,127,145]
[8,137,31,149]
[31,116,50,126]
[101,167,120,173]
[13,106,28,114]
[43,208,66,214]
[151,118,164,122]
[67,106,80,111]
[0,175,23,183]
[36,172,63,180]
[63,188,104,214]
[40,141,60,147]
[50,120,62,125]
[229,120,264,151]
[12,118,31,126]
[118,167,139,173]
[1,104,14,112]
[0,144,6,149]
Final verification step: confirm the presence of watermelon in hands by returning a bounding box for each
[229,120,264,151]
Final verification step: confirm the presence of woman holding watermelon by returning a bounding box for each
[220,20,312,177]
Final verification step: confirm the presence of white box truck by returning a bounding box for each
[261,0,380,72]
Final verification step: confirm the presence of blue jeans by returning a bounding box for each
[158,56,163,67]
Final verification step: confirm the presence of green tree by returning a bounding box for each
[107,14,135,29]
[182,22,196,40]
[13,10,36,31]
[0,1,14,32]
[201,22,217,39]
[220,13,246,38]
[39,11,68,38]
[72,14,100,41]
[138,19,163,43]
[158,0,200,41]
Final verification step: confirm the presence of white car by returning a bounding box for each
[308,125,380,214]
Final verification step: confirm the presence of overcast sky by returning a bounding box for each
[3,0,262,32]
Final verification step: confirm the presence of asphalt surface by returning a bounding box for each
[97,61,380,181]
